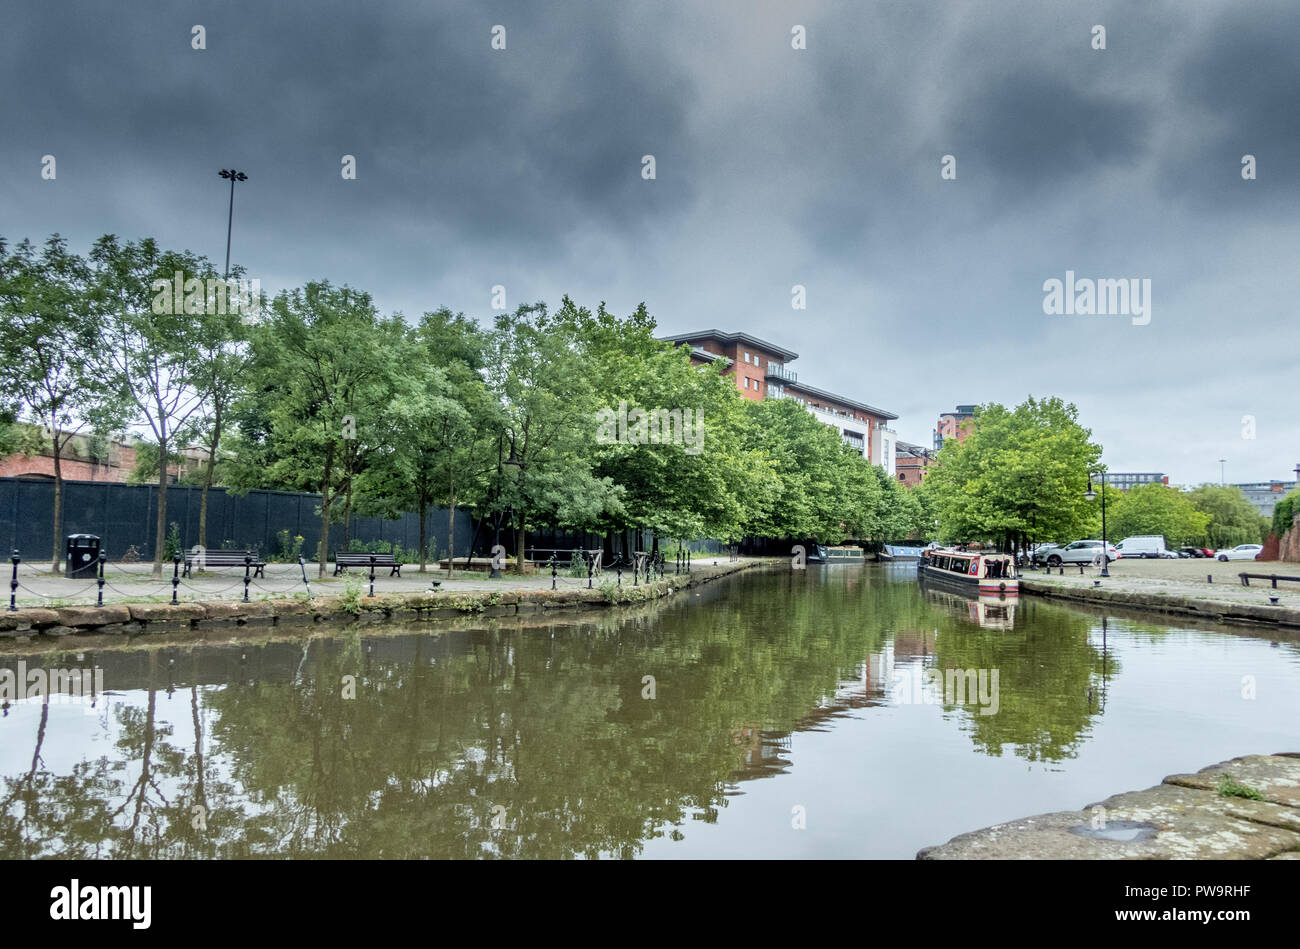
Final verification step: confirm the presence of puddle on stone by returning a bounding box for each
[1069,820,1159,842]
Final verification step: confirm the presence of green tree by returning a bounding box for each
[925,397,1102,551]
[89,237,231,575]
[229,281,409,576]
[486,303,623,568]
[1108,483,1210,546]
[1188,484,1267,548]
[0,236,125,568]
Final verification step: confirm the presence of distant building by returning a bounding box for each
[660,329,899,473]
[1232,481,1297,519]
[0,428,204,484]
[895,441,933,486]
[1107,472,1169,491]
[934,405,977,450]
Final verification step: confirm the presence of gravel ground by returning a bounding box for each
[1022,555,1300,608]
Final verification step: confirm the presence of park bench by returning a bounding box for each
[1238,572,1300,589]
[334,552,403,577]
[183,549,265,578]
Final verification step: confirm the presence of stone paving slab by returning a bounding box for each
[918,754,1300,860]
[5,557,755,608]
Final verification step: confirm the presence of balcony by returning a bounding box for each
[765,364,797,384]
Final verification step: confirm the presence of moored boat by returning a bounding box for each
[917,547,1018,597]
[879,545,923,562]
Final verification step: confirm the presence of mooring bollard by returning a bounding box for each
[97,551,106,606]
[8,550,18,612]
[587,554,593,589]
[368,555,376,598]
[172,554,181,605]
[551,555,557,591]
[1208,574,1213,583]
[616,563,622,586]
[243,555,252,603]
[298,554,312,598]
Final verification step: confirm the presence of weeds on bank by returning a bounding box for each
[1216,774,1265,800]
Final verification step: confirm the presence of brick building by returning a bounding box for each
[0,428,199,483]
[659,329,899,473]
[895,441,933,486]
[934,405,977,450]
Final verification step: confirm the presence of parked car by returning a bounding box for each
[1114,535,1169,559]
[1216,544,1263,562]
[1180,546,1214,558]
[1037,540,1118,566]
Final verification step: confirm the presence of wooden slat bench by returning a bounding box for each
[334,552,402,577]
[183,550,265,578]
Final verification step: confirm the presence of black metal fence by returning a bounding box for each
[0,477,475,563]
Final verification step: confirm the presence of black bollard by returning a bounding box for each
[1207,574,1213,584]
[8,550,18,612]
[299,554,312,599]
[551,556,557,591]
[172,554,181,604]
[97,551,106,606]
[368,555,376,598]
[633,556,640,586]
[617,564,622,587]
[243,555,252,603]
[587,553,593,589]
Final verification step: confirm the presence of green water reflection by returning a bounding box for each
[1,565,1296,859]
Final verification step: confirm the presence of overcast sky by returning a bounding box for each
[3,0,1296,485]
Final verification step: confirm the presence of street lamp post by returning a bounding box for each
[218,169,248,277]
[1219,458,1226,486]
[1085,470,1110,578]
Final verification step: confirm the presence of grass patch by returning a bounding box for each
[1216,774,1265,800]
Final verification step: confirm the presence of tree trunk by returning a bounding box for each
[446,467,456,579]
[152,434,168,578]
[198,404,222,550]
[417,495,428,573]
[318,442,334,578]
[50,431,63,571]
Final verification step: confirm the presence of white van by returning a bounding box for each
[1114,535,1168,559]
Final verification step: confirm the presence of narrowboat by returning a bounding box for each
[917,547,1018,597]
[823,545,866,564]
[879,545,923,562]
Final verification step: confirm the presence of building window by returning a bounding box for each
[744,352,751,364]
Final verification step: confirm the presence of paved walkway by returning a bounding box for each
[6,557,757,608]
[1021,557,1300,610]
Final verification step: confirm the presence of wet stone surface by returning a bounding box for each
[918,754,1300,859]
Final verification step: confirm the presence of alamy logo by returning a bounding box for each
[892,666,1000,715]
[151,271,262,323]
[595,401,704,455]
[0,661,104,713]
[1042,270,1151,325]
[49,880,151,929]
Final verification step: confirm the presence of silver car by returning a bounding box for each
[1037,540,1118,566]
[1216,544,1262,562]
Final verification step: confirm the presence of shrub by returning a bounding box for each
[162,522,182,562]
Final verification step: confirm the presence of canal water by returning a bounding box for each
[2,565,1297,859]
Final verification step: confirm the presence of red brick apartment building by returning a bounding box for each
[935,405,977,450]
[659,329,899,470]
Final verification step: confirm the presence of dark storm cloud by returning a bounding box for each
[1,0,1296,484]
[1,1,697,254]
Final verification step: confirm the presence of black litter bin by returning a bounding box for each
[65,534,101,579]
